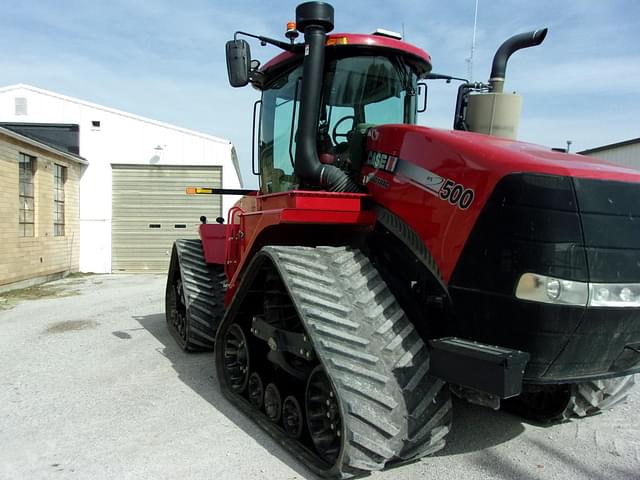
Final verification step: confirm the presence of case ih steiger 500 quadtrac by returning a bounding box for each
[165,2,640,477]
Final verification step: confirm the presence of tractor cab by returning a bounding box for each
[226,13,432,194]
[258,47,426,193]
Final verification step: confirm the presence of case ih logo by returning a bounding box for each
[366,151,398,173]
[367,150,475,210]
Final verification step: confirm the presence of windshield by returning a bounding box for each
[258,54,418,193]
[322,55,418,128]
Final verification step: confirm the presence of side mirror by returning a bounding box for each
[417,82,428,113]
[225,39,251,87]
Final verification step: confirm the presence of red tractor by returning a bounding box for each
[165,2,640,477]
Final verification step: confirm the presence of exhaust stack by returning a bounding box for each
[489,29,548,93]
[465,28,547,140]
[294,2,360,192]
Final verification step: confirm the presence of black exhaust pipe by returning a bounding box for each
[489,28,547,93]
[294,2,360,192]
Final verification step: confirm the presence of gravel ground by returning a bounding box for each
[0,274,638,480]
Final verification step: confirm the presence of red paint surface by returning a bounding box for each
[261,33,430,74]
[363,124,640,283]
[199,224,226,265]
[256,190,366,212]
[213,191,375,304]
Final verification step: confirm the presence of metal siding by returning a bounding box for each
[584,143,640,171]
[112,165,221,272]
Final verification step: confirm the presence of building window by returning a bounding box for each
[54,164,66,237]
[19,153,36,237]
[15,97,28,115]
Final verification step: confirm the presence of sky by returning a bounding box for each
[1,0,639,187]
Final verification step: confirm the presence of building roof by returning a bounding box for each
[0,83,231,146]
[0,83,242,185]
[0,123,80,155]
[0,126,87,165]
[579,137,640,155]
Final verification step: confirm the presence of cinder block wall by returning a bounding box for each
[0,133,81,287]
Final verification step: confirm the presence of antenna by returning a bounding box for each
[465,0,479,81]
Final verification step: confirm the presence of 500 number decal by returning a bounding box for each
[439,179,474,210]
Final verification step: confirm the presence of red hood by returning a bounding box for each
[369,124,640,183]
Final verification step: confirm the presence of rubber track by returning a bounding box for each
[262,245,452,475]
[563,374,637,420]
[167,239,225,351]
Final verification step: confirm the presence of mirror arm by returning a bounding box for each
[234,31,303,53]
[425,72,469,83]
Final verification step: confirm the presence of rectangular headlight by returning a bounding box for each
[515,273,589,306]
[589,283,640,307]
[516,273,640,308]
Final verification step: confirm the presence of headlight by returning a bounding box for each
[589,283,640,307]
[516,273,640,308]
[515,273,589,305]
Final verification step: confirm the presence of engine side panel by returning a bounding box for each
[362,126,503,282]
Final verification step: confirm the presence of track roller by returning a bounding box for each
[283,396,304,439]
[248,373,264,408]
[165,239,225,351]
[265,383,283,423]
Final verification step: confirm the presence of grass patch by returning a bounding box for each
[0,284,80,311]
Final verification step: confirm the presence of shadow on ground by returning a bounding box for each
[135,312,527,478]
[135,312,320,480]
[436,398,525,456]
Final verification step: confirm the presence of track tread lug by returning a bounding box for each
[328,357,389,384]
[346,402,401,437]
[319,339,378,364]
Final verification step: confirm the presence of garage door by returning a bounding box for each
[112,164,222,272]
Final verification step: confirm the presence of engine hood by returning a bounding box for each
[367,124,640,183]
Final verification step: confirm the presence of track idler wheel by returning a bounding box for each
[306,366,341,464]
[264,383,282,423]
[222,324,249,393]
[248,373,264,408]
[282,396,304,439]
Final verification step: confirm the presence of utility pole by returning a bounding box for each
[465,0,480,81]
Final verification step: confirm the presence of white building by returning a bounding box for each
[580,138,640,171]
[0,84,242,273]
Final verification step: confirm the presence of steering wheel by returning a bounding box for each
[331,115,356,145]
